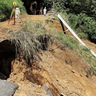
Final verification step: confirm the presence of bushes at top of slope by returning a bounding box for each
[63,0,96,19]
[63,0,96,43]
[0,0,25,21]
[51,0,96,43]
[68,13,96,42]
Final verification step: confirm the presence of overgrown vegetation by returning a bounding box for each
[0,0,25,21]
[47,0,96,43]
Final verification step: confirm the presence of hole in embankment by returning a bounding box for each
[0,34,51,79]
[0,40,16,79]
[22,0,53,15]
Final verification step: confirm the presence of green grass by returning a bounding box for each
[54,32,78,50]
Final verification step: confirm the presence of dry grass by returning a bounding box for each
[5,20,52,66]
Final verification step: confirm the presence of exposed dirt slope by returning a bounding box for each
[0,15,96,96]
[8,46,96,96]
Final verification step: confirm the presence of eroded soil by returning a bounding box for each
[0,14,96,96]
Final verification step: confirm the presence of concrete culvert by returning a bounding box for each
[0,40,16,79]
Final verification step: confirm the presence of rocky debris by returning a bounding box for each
[42,85,53,96]
[0,79,18,96]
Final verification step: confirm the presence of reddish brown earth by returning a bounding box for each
[8,46,96,96]
[0,15,96,96]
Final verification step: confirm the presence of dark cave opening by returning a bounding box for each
[0,40,16,79]
[22,0,44,15]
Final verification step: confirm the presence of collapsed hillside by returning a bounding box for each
[8,45,96,96]
[0,15,96,96]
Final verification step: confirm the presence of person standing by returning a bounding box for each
[8,2,17,25]
[15,6,20,22]
[15,6,20,18]
[43,7,47,16]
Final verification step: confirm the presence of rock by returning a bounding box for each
[71,70,75,73]
[0,79,18,96]
[41,85,53,96]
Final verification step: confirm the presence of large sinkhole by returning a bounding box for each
[0,40,16,79]
[22,0,53,15]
